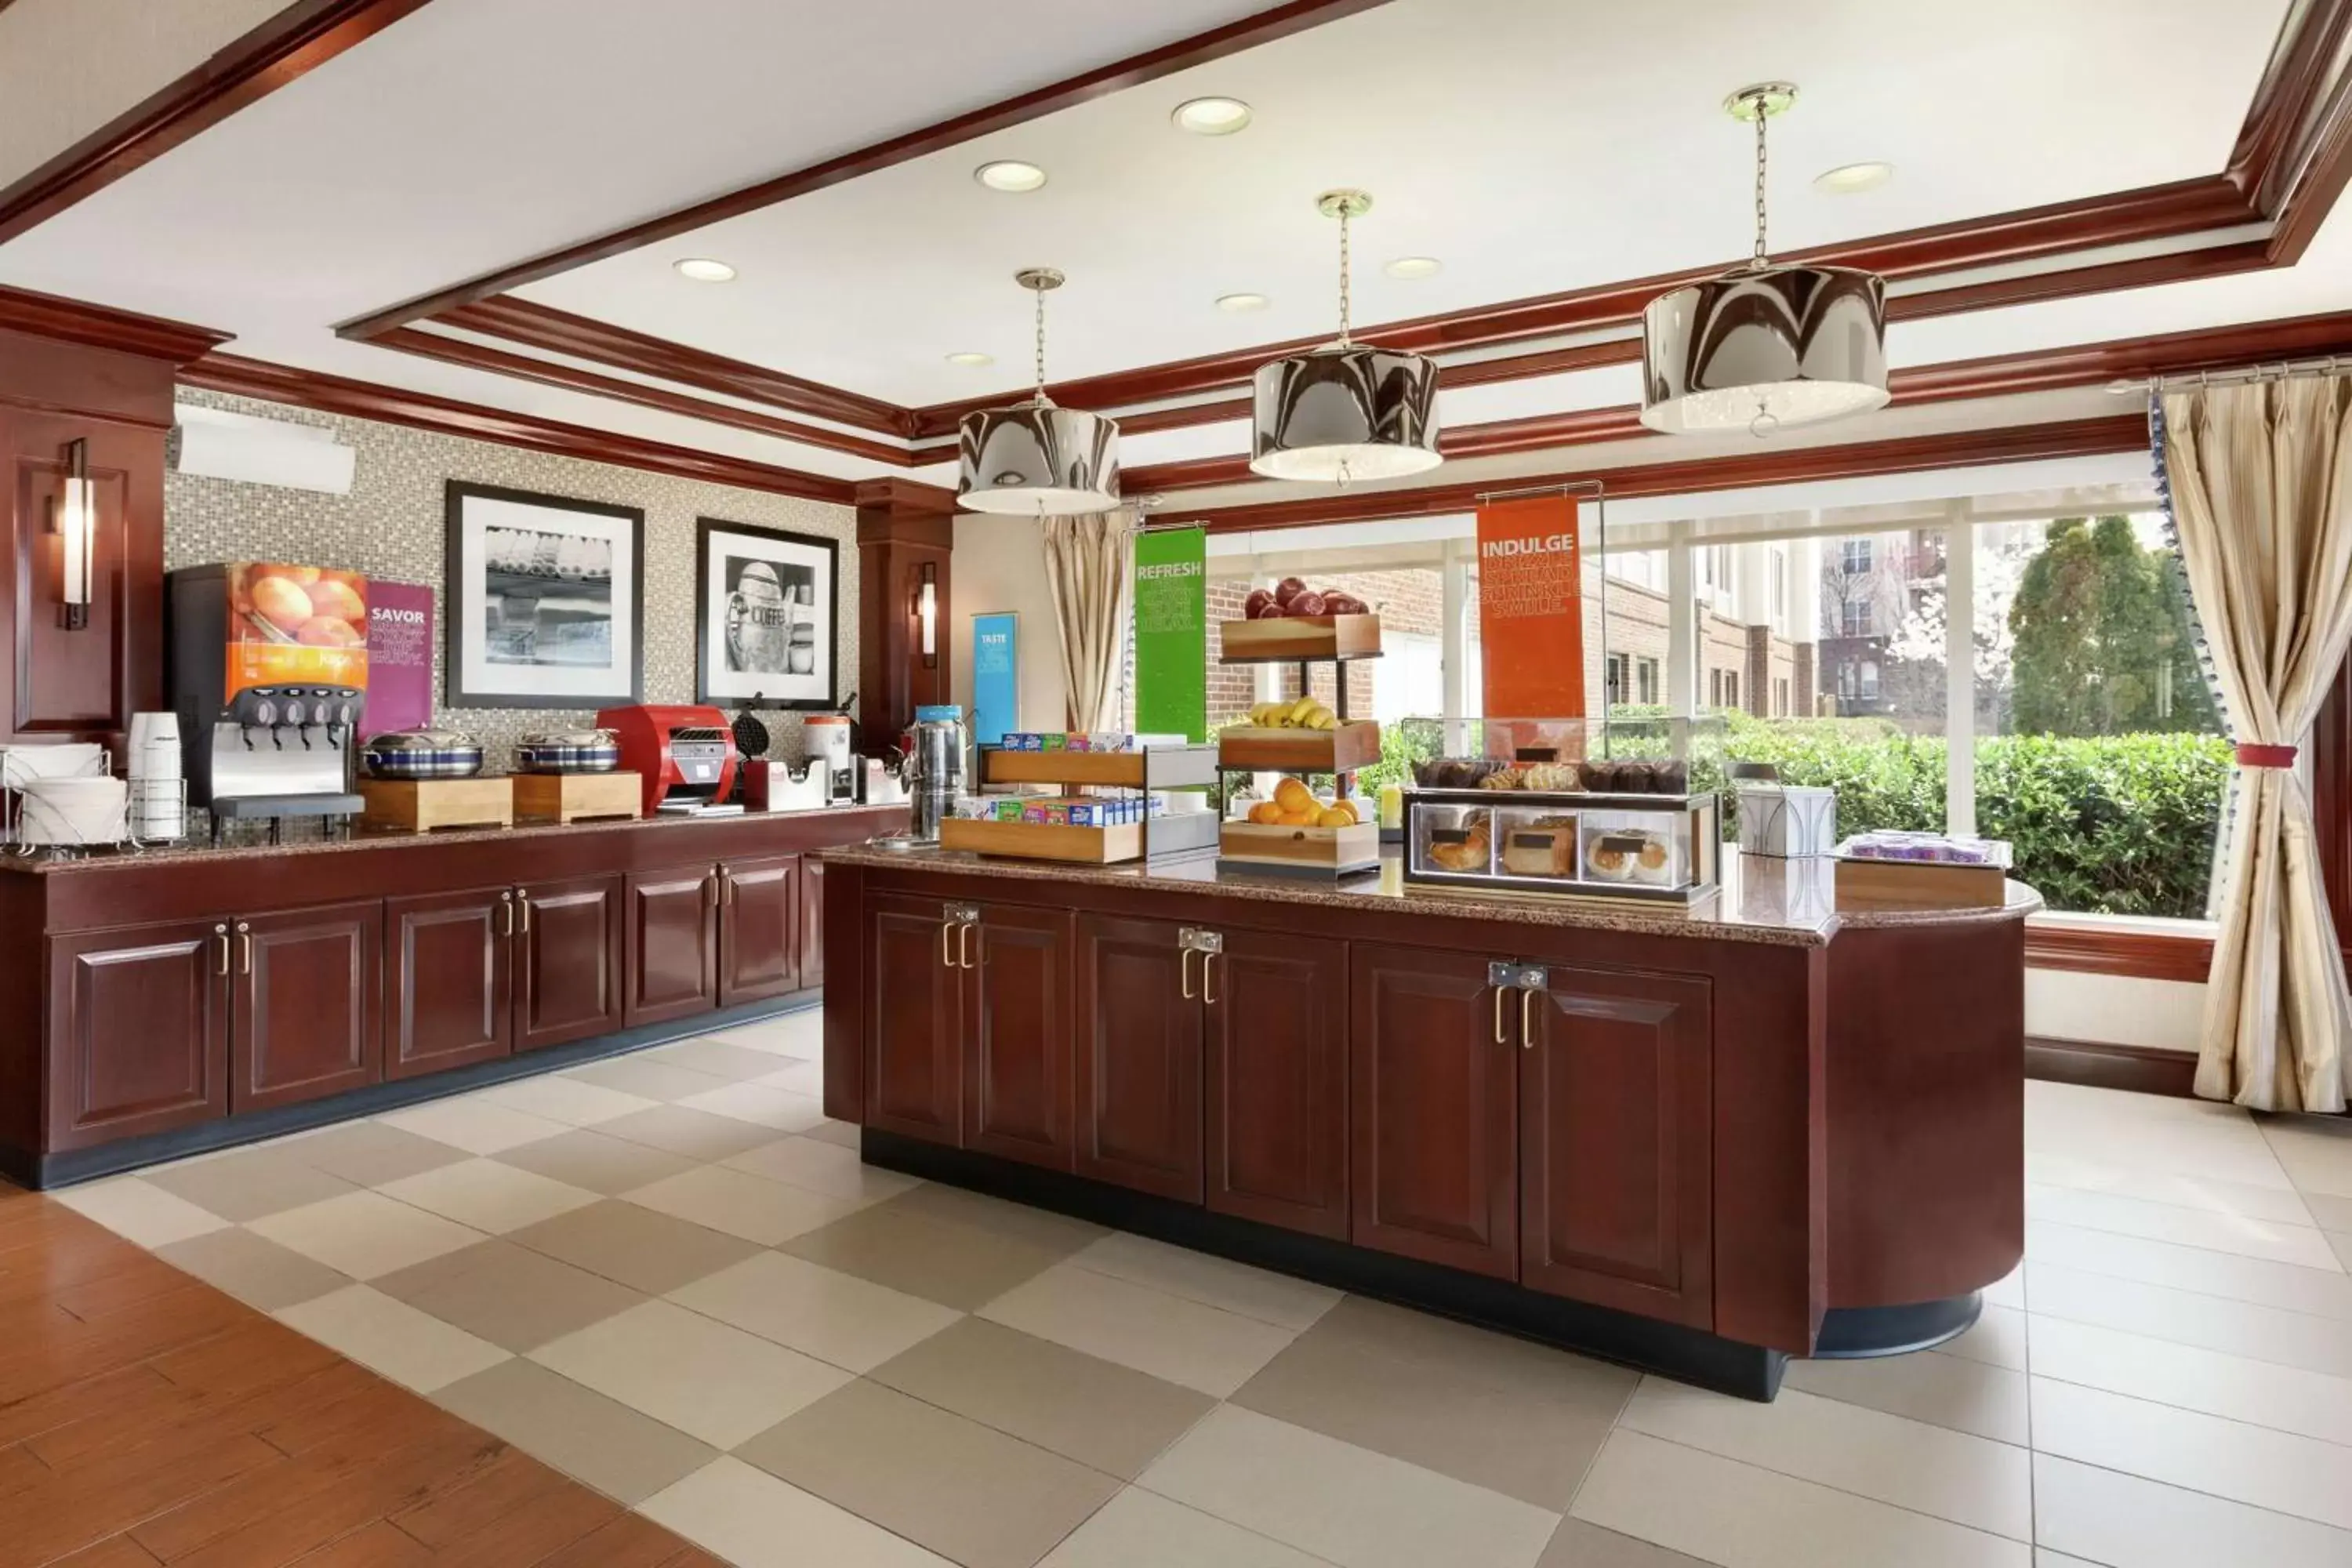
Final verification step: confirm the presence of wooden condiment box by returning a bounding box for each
[358,776,514,833]
[512,771,642,825]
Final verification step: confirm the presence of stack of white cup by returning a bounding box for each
[127,712,183,841]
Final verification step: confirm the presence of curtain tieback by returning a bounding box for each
[2234,742,2299,768]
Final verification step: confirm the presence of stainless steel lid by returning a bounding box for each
[363,727,481,753]
[517,727,617,749]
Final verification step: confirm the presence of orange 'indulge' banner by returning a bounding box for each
[1475,494,1585,720]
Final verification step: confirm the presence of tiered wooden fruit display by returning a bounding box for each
[938,741,1219,865]
[1215,577,1383,877]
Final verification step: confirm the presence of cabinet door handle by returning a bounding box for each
[1493,984,1508,1046]
[497,892,513,936]
[517,893,532,934]
[236,921,252,976]
[1180,945,1197,1000]
[1521,986,1539,1050]
[958,920,977,971]
[1201,949,1220,1006]
[213,924,230,976]
[940,916,956,968]
[706,875,718,909]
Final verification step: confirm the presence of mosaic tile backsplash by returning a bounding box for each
[165,390,859,775]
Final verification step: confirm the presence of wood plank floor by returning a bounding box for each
[0,1183,724,1568]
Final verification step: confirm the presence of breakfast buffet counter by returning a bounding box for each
[0,802,906,1186]
[819,845,2035,1399]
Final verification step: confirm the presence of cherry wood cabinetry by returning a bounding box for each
[964,905,1075,1171]
[624,866,720,1029]
[799,855,827,990]
[515,875,626,1051]
[1205,929,1350,1240]
[1348,946,1519,1278]
[46,920,230,1150]
[231,901,383,1113]
[719,853,801,1006]
[385,887,513,1080]
[1073,915,1202,1203]
[1519,967,1714,1327]
[863,892,965,1145]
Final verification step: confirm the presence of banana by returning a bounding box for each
[1310,710,1338,731]
[1287,695,1321,727]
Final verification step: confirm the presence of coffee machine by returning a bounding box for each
[169,564,368,841]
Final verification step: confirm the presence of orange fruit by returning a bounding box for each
[1247,801,1284,825]
[1316,806,1354,828]
[1273,777,1315,815]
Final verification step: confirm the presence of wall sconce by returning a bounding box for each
[49,438,94,630]
[917,561,939,668]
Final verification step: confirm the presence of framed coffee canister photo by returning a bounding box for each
[445,482,644,708]
[695,517,840,708]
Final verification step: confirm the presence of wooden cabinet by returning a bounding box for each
[386,887,511,1081]
[719,854,800,1007]
[799,854,827,990]
[625,866,720,1029]
[864,892,964,1145]
[1074,915,1202,1202]
[1520,967,1714,1327]
[963,904,1075,1171]
[1206,929,1349,1240]
[1348,946,1519,1277]
[516,874,623,1051]
[46,920,230,1150]
[232,901,383,1114]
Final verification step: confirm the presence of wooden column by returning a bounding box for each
[0,288,229,753]
[855,477,957,744]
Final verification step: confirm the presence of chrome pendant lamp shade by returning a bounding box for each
[1250,191,1442,484]
[957,268,1120,514]
[1640,85,1889,437]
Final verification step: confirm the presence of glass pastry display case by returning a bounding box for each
[1403,786,1720,904]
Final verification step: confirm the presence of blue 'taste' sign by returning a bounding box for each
[971,612,1018,746]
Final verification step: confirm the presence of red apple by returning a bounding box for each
[1243,588,1276,619]
[1274,576,1308,607]
[1289,590,1327,616]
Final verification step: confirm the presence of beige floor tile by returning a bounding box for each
[780,1202,1072,1311]
[434,1358,715,1506]
[1139,1404,1559,1568]
[1937,1305,2030,1371]
[1620,1380,2031,1540]
[736,1379,1121,1568]
[564,1056,736,1103]
[640,1456,956,1568]
[752,1058,826,1096]
[623,1164,859,1245]
[2029,1313,2352,1445]
[2264,1116,2352,1200]
[887,1181,1105,1252]
[504,1198,761,1295]
[1981,1263,2025,1311]
[2026,1150,2317,1224]
[154,1227,351,1312]
[2032,1554,2101,1568]
[372,1237,646,1352]
[1569,1429,2027,1568]
[2025,1220,2352,1319]
[2027,1258,2352,1378]
[702,1010,820,1056]
[871,1317,1217,1480]
[666,1250,960,1372]
[2331,1229,2352,1271]
[377,1156,600,1234]
[652,1036,805,1081]
[1534,1519,1715,1568]
[280,1120,471,1186]
[473,1073,659,1127]
[1231,1312,1630,1510]
[247,1189,486,1279]
[529,1298,852,1449]
[489,1127,701,1196]
[2025,1183,2342,1270]
[275,1283,510,1394]
[2302,1190,2352,1231]
[804,1118,864,1149]
[53,1177,231,1248]
[1068,1232,1342,1331]
[593,1104,786,1160]
[2026,1087,2288,1192]
[141,1148,358,1222]
[721,1134,921,1203]
[1038,1485,1337,1567]
[1782,1348,2029,1445]
[1299,1296,1633,1404]
[378,1097,571,1156]
[2031,1452,2352,1568]
[673,1080,829,1133]
[983,1261,1298,1398]
[2029,1376,2352,1530]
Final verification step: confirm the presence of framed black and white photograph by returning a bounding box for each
[695,517,839,708]
[444,481,644,709]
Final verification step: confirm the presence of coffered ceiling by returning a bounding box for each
[2,0,2347,517]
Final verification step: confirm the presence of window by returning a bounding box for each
[1606,652,1629,707]
[1723,670,1739,711]
[1857,660,1879,699]
[1840,539,1874,574]
[1769,547,1787,627]
[1841,601,1872,637]
[1636,657,1660,705]
[1775,677,1790,717]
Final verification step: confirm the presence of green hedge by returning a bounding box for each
[1373,712,2232,919]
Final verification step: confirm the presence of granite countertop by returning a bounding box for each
[823,843,2042,949]
[0,800,906,875]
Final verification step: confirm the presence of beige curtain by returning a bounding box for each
[1040,510,1135,732]
[2164,376,2352,1112]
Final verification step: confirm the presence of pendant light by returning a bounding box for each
[956,267,1120,515]
[1640,84,1889,437]
[1249,190,1442,484]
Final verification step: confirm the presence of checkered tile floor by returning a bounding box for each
[54,1012,2352,1567]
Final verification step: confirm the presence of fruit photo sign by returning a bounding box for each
[1475,494,1587,720]
[223,561,369,703]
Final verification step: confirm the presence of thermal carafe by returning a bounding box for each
[904,706,967,843]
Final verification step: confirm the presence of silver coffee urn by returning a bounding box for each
[903,706,968,844]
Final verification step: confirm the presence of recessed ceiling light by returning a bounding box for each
[975,160,1047,192]
[673,257,736,282]
[1173,96,1253,136]
[945,351,995,367]
[1384,256,1443,280]
[1216,292,1270,313]
[1813,161,1894,194]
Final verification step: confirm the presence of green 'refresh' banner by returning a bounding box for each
[1132,526,1207,742]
